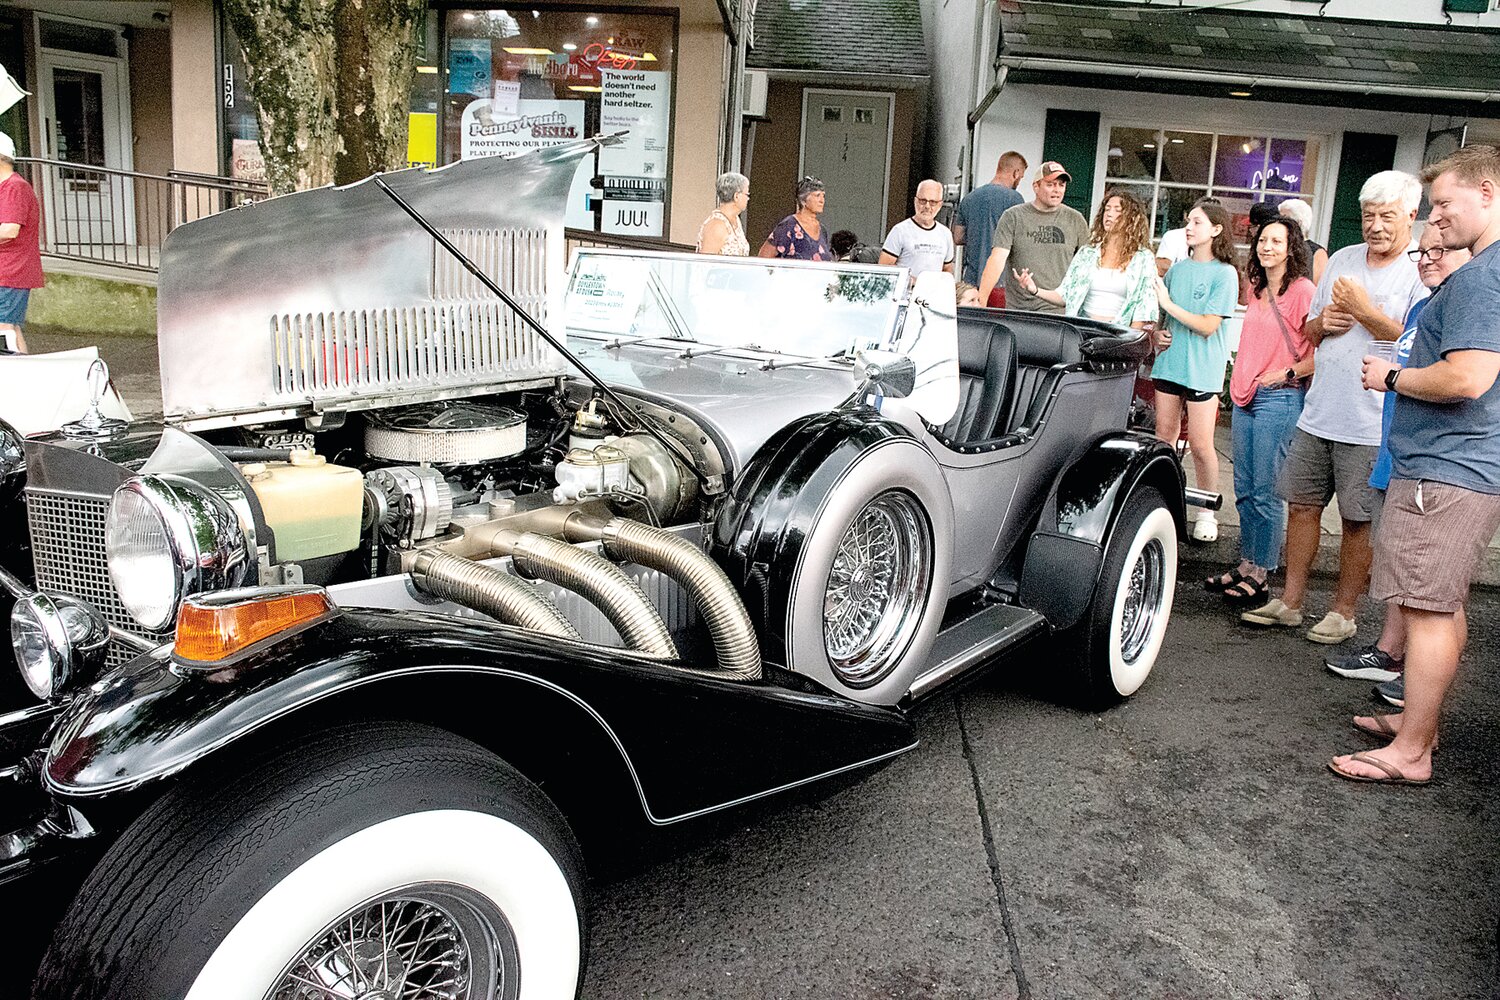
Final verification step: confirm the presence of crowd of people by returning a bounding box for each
[697,147,1500,788]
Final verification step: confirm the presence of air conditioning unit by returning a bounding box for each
[742,69,768,118]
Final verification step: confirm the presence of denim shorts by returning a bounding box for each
[0,287,29,325]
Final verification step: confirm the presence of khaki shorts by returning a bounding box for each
[1371,478,1500,613]
[1278,428,1379,521]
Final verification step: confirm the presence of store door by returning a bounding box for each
[37,48,133,250]
[799,89,892,248]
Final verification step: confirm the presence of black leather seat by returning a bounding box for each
[1003,318,1086,435]
[934,314,1017,445]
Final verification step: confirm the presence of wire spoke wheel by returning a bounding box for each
[1118,537,1166,665]
[822,490,932,685]
[270,883,518,1000]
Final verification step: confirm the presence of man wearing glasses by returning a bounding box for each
[879,179,955,278]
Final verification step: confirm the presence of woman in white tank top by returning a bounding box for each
[1013,189,1159,328]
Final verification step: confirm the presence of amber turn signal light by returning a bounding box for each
[174,587,336,663]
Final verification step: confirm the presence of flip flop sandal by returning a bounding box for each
[1203,567,1243,592]
[1327,751,1431,786]
[1221,577,1268,604]
[1352,715,1437,750]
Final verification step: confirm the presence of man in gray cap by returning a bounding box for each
[976,160,1089,312]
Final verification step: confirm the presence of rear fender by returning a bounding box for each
[1019,432,1185,630]
[42,609,917,826]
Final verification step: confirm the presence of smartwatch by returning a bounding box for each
[1384,367,1401,392]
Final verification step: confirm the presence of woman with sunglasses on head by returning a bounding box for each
[758,176,833,261]
[1152,198,1240,542]
[1013,188,1158,328]
[1207,214,1316,601]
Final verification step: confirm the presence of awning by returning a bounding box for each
[998,1,1500,114]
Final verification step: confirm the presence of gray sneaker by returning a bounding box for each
[1375,674,1405,708]
[1326,644,1404,682]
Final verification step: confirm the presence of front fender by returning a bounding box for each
[1019,432,1185,629]
[43,608,916,825]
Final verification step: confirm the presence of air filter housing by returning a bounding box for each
[364,402,528,465]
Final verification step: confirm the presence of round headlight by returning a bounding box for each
[106,475,253,632]
[11,592,68,699]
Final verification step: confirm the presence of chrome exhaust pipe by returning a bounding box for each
[562,516,762,682]
[487,529,678,660]
[410,550,581,640]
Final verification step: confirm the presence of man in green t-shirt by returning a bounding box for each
[977,161,1090,313]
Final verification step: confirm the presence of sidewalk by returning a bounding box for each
[1183,424,1500,587]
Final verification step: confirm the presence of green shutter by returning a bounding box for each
[1042,109,1099,219]
[1328,132,1398,252]
[1444,0,1489,13]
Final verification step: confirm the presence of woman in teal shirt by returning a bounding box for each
[1151,199,1240,542]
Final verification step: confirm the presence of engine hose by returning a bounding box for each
[491,530,679,660]
[564,516,762,682]
[409,550,581,640]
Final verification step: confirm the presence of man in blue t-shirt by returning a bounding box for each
[1324,225,1470,688]
[952,151,1026,293]
[1329,146,1500,787]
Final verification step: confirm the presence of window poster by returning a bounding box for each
[449,38,493,98]
[460,98,585,160]
[600,68,670,236]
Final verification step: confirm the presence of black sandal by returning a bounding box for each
[1221,577,1268,604]
[1203,567,1242,592]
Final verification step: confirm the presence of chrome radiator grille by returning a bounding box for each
[25,488,168,665]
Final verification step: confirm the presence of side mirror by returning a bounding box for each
[854,349,918,399]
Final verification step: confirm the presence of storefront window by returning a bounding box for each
[1106,126,1323,250]
[441,6,677,237]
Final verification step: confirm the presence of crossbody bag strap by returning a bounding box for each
[1266,287,1305,363]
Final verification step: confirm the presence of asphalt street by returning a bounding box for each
[581,572,1500,1000]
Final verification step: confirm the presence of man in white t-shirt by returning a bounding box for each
[879,179,954,278]
[1241,171,1428,645]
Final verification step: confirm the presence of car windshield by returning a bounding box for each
[564,250,910,358]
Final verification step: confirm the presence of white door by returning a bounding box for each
[37,48,134,250]
[799,89,893,248]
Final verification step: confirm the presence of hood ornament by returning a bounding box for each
[62,358,129,439]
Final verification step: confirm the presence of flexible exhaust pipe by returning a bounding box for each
[410,550,581,640]
[563,516,762,682]
[488,529,678,660]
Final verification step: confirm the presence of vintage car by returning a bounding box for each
[0,139,1210,998]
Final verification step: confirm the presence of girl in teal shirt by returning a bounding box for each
[1151,199,1240,541]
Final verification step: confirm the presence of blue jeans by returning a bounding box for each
[1232,386,1305,570]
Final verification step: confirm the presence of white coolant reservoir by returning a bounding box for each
[240,449,364,561]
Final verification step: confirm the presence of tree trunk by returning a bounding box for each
[222,0,424,194]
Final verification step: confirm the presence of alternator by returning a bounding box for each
[364,466,454,545]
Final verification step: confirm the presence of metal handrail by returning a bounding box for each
[18,157,268,194]
[16,158,271,273]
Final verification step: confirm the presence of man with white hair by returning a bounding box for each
[0,131,41,353]
[1242,170,1427,644]
[1278,198,1328,283]
[879,179,955,278]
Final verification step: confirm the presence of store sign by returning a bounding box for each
[602,198,664,237]
[231,138,266,183]
[460,98,585,159]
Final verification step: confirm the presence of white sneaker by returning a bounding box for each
[1191,511,1219,543]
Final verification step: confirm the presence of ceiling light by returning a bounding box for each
[532,10,540,17]
[1230,90,1252,97]
[1242,143,1252,154]
[562,42,577,51]
[461,11,476,20]
[568,85,602,92]
[586,15,599,25]
[1143,143,1156,149]
[416,65,438,74]
[1170,138,1185,144]
[502,47,555,55]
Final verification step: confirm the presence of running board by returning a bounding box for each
[906,604,1049,702]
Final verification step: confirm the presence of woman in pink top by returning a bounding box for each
[1209,215,1316,602]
